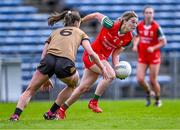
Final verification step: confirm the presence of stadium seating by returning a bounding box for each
[65,0,180,45]
[0,0,49,90]
[0,0,178,96]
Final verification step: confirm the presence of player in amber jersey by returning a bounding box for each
[56,11,138,119]
[10,10,108,121]
[133,6,167,107]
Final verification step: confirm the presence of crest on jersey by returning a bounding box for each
[144,30,149,36]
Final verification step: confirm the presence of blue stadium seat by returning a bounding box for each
[65,0,178,5]
[0,45,43,55]
[0,30,50,37]
[162,43,180,52]
[0,14,48,22]
[0,37,46,45]
[0,6,37,14]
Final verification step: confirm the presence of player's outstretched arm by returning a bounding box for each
[112,47,124,67]
[81,12,105,23]
[81,39,109,79]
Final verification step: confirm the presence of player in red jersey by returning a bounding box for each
[132,6,167,107]
[53,11,138,119]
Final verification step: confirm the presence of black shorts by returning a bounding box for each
[37,54,76,78]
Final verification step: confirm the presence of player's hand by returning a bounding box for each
[132,46,138,52]
[147,47,155,53]
[102,67,109,80]
[40,79,53,92]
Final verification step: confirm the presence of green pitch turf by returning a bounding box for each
[0,99,180,130]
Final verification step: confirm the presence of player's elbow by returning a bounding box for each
[89,53,98,61]
[94,12,102,17]
[160,38,167,47]
[93,12,104,21]
[163,38,167,46]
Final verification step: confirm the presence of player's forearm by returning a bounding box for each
[41,43,49,59]
[112,55,120,67]
[82,12,105,23]
[90,53,105,71]
[112,48,124,67]
[153,38,167,50]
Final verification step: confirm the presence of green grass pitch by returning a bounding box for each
[0,99,180,130]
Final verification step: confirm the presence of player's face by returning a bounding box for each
[125,17,138,32]
[144,8,154,21]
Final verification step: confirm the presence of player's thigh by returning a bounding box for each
[90,60,115,78]
[27,70,49,92]
[136,62,148,80]
[78,68,99,89]
[60,71,80,88]
[149,63,160,80]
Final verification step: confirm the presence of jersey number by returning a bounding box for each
[60,29,73,36]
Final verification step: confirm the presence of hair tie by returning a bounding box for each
[67,11,71,14]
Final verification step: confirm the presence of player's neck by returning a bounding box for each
[119,24,127,34]
[144,19,153,26]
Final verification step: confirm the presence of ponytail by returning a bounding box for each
[48,11,68,26]
[48,10,81,27]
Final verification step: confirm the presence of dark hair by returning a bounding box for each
[48,10,81,26]
[143,6,154,13]
[118,11,138,21]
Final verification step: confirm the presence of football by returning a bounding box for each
[114,61,132,79]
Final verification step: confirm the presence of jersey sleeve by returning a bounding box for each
[101,16,114,29]
[80,30,90,43]
[157,26,166,40]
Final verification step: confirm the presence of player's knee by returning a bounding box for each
[67,78,79,88]
[67,81,78,88]
[137,76,145,84]
[107,78,114,83]
[109,71,116,80]
[25,86,36,96]
[150,77,158,85]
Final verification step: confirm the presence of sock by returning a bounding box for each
[155,95,160,101]
[14,108,22,116]
[61,102,69,111]
[50,102,60,113]
[93,94,100,101]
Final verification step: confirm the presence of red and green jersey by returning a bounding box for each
[136,20,166,64]
[136,20,165,54]
[90,17,134,59]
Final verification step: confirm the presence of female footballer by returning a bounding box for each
[132,6,167,107]
[9,10,108,121]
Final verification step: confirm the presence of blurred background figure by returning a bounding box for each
[132,6,167,107]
